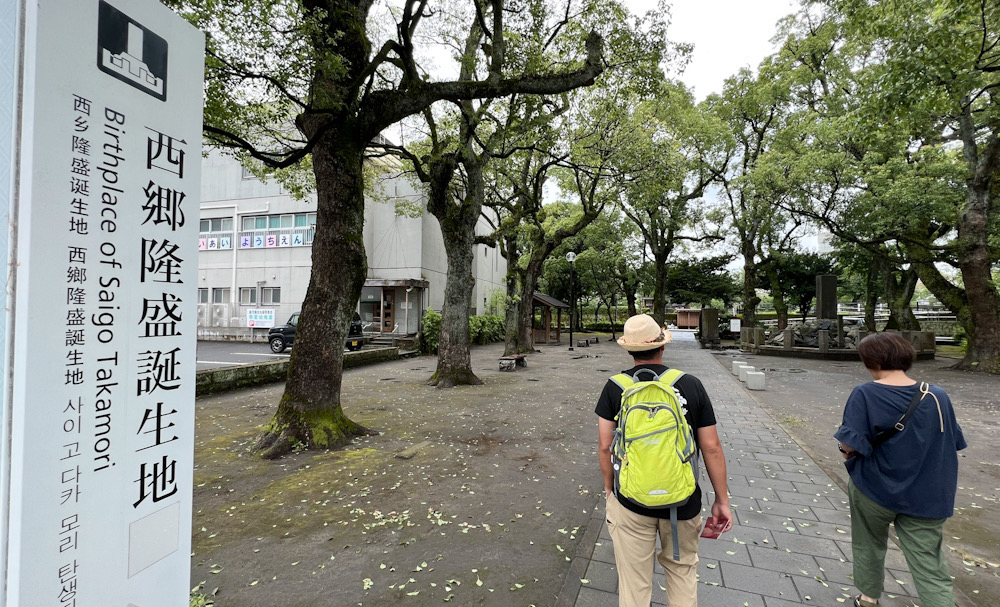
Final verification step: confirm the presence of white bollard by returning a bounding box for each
[746,371,766,390]
[731,360,748,375]
[738,365,755,382]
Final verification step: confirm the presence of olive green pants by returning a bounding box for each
[848,481,954,607]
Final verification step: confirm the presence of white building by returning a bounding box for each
[197,151,507,338]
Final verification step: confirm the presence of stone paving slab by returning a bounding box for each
[570,335,930,607]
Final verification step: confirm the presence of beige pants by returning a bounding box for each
[605,495,701,607]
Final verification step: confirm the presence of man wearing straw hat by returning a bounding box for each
[595,314,731,607]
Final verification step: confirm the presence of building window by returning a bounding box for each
[197,288,208,303]
[261,287,280,304]
[212,288,230,304]
[199,217,233,234]
[239,213,317,247]
[242,215,268,231]
[302,213,317,243]
[239,287,257,305]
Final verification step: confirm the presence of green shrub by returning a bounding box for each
[953,326,966,347]
[419,311,505,353]
[420,309,441,354]
[470,315,505,345]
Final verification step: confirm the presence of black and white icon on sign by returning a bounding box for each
[97,1,168,101]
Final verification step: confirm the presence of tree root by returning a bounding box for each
[429,368,483,388]
[254,405,374,459]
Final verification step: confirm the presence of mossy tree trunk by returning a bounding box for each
[256,133,373,458]
[953,115,1000,373]
[426,152,485,388]
[881,262,920,331]
[502,234,529,354]
[765,265,790,329]
[863,261,879,332]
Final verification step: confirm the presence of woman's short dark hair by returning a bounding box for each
[857,332,916,371]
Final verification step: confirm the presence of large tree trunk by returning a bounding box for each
[881,263,920,331]
[256,134,371,459]
[863,261,879,332]
[625,290,638,317]
[741,242,761,329]
[651,251,667,326]
[503,236,530,355]
[955,184,1000,372]
[766,267,789,329]
[430,157,484,387]
[511,259,545,354]
[433,229,480,386]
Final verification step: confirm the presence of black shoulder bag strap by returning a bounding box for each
[871,382,930,448]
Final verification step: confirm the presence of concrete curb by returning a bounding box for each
[554,495,605,607]
[195,347,401,395]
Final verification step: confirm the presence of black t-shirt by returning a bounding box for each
[595,363,717,520]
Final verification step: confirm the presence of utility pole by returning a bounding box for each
[566,252,576,351]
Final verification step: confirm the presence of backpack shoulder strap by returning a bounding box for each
[659,368,685,387]
[610,373,635,391]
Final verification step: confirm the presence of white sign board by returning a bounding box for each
[247,308,276,328]
[730,318,742,333]
[4,1,204,606]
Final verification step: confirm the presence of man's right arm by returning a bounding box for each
[697,425,732,527]
[598,417,616,498]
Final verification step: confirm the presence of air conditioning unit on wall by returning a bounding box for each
[211,304,229,327]
[197,304,207,327]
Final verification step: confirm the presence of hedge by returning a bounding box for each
[419,310,506,354]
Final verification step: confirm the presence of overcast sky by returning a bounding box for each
[635,0,801,99]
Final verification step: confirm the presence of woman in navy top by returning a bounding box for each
[835,332,965,607]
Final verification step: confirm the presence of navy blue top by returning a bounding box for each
[834,382,966,519]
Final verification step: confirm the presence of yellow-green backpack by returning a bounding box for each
[610,368,698,560]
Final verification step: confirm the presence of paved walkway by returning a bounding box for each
[567,333,920,607]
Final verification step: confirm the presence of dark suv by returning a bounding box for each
[268,312,364,353]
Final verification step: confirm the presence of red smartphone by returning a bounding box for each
[700,516,730,539]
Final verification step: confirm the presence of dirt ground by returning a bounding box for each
[191,339,621,607]
[191,338,1000,607]
[713,348,1000,607]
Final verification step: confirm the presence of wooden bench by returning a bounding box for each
[499,354,527,371]
[576,339,589,348]
[590,337,599,344]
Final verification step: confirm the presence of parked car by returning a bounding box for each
[268,312,364,353]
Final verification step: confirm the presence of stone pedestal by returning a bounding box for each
[818,330,830,353]
[739,365,755,382]
[732,360,747,375]
[783,328,794,350]
[837,317,845,348]
[746,371,766,390]
[754,328,765,348]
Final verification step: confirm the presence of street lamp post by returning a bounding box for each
[566,252,576,351]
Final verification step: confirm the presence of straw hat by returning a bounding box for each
[617,314,673,352]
